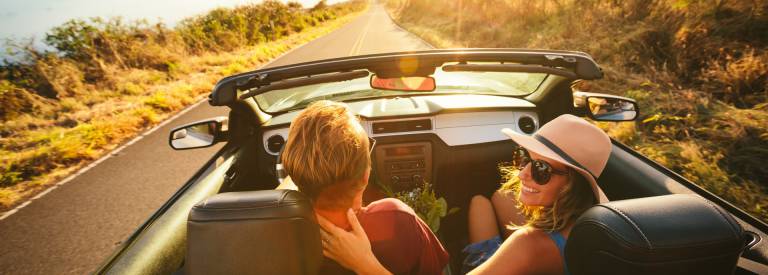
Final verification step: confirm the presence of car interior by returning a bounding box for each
[98,50,768,275]
[188,90,767,274]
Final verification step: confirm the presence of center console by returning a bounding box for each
[373,142,432,193]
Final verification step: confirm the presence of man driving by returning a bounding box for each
[279,100,448,275]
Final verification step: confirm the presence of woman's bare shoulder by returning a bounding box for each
[507,228,564,274]
[501,227,548,250]
[471,227,563,275]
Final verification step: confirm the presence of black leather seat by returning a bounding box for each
[186,190,322,275]
[566,194,746,275]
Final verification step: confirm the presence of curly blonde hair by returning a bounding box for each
[499,163,596,232]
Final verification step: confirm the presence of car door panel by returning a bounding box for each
[98,146,236,274]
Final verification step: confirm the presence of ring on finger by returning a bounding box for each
[320,230,332,241]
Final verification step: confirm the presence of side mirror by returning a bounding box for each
[169,116,228,150]
[370,75,436,92]
[574,92,638,121]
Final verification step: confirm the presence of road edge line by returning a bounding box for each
[0,99,207,221]
[268,5,370,67]
[382,4,435,49]
[349,9,374,56]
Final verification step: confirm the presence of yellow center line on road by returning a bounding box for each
[349,11,374,56]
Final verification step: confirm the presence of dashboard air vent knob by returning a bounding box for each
[267,135,285,154]
[518,116,536,134]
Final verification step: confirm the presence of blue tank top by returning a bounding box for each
[547,231,571,275]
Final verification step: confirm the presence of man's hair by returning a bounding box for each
[281,100,371,210]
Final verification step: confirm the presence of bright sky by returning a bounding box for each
[0,0,348,43]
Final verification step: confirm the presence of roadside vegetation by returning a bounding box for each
[384,0,768,222]
[0,0,367,210]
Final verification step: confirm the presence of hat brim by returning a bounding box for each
[501,128,608,203]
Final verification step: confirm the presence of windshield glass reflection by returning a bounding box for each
[253,64,547,113]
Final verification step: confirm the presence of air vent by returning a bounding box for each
[518,116,536,134]
[372,119,432,134]
[266,135,285,154]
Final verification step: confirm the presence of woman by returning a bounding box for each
[317,114,612,275]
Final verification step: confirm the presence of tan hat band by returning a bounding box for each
[533,134,596,180]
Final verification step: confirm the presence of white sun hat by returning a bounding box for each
[501,114,611,203]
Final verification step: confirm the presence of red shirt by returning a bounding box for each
[321,198,449,275]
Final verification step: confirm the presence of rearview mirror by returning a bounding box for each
[574,92,638,121]
[169,116,228,150]
[370,75,436,91]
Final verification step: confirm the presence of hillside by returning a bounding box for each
[0,0,367,210]
[384,0,768,222]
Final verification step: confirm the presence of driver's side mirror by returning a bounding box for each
[168,116,228,150]
[574,92,639,121]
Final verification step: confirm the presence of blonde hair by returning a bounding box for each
[499,163,596,232]
[281,100,371,210]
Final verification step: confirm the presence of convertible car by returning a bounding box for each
[97,49,768,274]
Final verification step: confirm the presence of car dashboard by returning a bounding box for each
[260,94,538,194]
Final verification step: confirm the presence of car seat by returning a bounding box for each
[185,189,322,275]
[565,194,746,275]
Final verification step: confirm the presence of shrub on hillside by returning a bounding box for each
[0,81,54,121]
[177,0,360,53]
[1,0,364,102]
[388,0,767,106]
[46,18,186,74]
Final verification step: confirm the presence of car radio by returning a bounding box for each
[373,142,432,192]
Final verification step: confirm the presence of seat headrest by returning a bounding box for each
[186,190,322,275]
[566,194,746,275]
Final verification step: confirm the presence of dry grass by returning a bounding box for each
[0,2,367,210]
[383,0,768,222]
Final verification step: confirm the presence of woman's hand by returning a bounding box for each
[316,209,392,275]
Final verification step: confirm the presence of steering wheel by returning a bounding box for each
[275,146,287,185]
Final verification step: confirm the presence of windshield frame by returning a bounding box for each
[209,49,603,107]
[252,69,551,114]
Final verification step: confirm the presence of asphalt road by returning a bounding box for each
[0,3,430,274]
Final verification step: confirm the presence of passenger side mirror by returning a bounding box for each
[169,116,228,150]
[574,92,638,121]
[370,75,436,92]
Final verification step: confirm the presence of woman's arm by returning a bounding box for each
[316,209,393,275]
[468,229,533,275]
[468,228,563,275]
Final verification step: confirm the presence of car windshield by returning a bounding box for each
[253,65,548,113]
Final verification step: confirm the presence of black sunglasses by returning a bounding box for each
[513,148,569,185]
